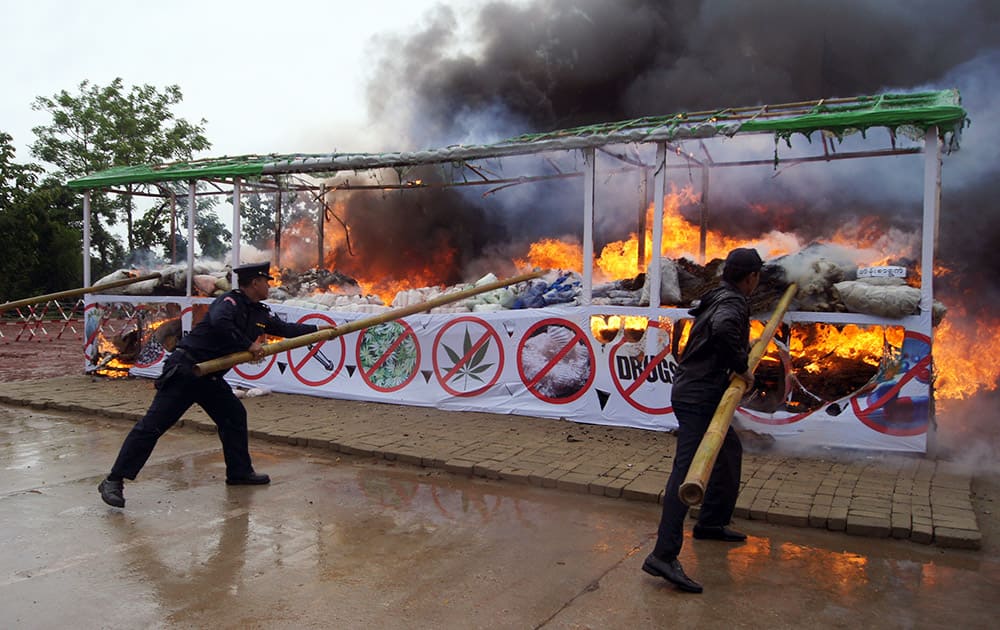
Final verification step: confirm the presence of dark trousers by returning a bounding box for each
[110,356,253,480]
[652,400,743,560]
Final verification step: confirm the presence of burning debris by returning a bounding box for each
[93,262,231,297]
[86,306,181,378]
[269,267,383,313]
[272,269,560,314]
[90,239,946,322]
[273,268,361,298]
[592,244,946,322]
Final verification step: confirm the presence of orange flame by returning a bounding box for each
[514,238,583,273]
[787,323,901,374]
[934,305,1000,402]
[267,187,996,404]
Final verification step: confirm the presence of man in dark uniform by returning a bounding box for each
[642,247,762,593]
[98,262,328,508]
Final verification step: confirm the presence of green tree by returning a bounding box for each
[0,133,82,300]
[30,78,211,263]
[17,180,83,295]
[240,188,279,250]
[151,182,231,261]
[1,131,41,207]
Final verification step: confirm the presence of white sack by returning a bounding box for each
[640,258,682,305]
[833,281,920,318]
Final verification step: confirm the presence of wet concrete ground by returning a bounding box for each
[2,405,998,629]
[0,376,983,549]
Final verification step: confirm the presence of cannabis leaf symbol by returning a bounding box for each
[443,325,494,388]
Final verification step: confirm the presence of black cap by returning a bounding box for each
[233,262,273,281]
[724,248,763,274]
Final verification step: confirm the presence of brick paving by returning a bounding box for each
[0,375,981,549]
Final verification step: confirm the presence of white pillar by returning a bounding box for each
[921,126,942,457]
[582,148,595,305]
[232,178,242,279]
[82,191,91,286]
[649,143,667,309]
[920,127,941,320]
[187,182,196,297]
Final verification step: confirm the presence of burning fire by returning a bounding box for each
[933,305,1000,401]
[515,239,583,274]
[85,173,999,406]
[93,318,169,379]
[590,315,651,344]
[786,323,902,375]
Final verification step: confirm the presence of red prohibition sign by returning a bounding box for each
[233,326,277,381]
[608,320,673,415]
[356,318,421,393]
[432,316,505,397]
[286,313,344,387]
[134,345,165,369]
[82,302,104,359]
[516,318,595,404]
[233,352,276,380]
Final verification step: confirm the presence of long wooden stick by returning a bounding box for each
[678,283,798,507]
[193,270,547,376]
[0,273,163,314]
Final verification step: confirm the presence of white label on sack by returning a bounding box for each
[857,266,907,279]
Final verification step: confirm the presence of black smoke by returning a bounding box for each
[334,0,1000,459]
[356,1,999,300]
[368,0,998,144]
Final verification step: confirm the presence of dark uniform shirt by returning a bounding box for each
[177,289,317,369]
[671,281,751,407]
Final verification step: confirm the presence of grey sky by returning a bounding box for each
[0,0,451,164]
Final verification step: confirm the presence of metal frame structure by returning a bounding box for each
[68,90,967,452]
[72,91,961,323]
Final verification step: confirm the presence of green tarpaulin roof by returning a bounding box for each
[67,89,967,190]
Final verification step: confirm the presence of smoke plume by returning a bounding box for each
[347,0,1000,457]
[360,0,999,279]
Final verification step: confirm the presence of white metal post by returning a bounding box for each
[232,178,242,282]
[82,191,91,287]
[582,148,595,305]
[187,182,196,298]
[920,127,941,319]
[169,192,177,263]
[921,126,942,456]
[649,143,667,309]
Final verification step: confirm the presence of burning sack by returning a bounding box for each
[92,270,158,295]
[772,244,855,312]
[833,281,920,318]
[93,262,231,297]
[512,272,581,308]
[640,257,682,306]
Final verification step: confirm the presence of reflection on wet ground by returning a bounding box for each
[1,407,997,629]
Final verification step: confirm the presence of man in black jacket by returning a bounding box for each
[642,247,762,593]
[99,262,328,508]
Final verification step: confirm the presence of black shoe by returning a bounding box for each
[642,554,703,593]
[692,525,747,542]
[98,478,125,508]
[226,472,270,485]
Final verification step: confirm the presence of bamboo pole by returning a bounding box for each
[0,273,163,314]
[678,283,798,507]
[193,270,547,376]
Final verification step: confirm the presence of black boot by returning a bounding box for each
[98,478,125,508]
[693,524,747,541]
[642,554,703,593]
[226,472,270,485]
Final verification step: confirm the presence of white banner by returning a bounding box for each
[114,300,930,453]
